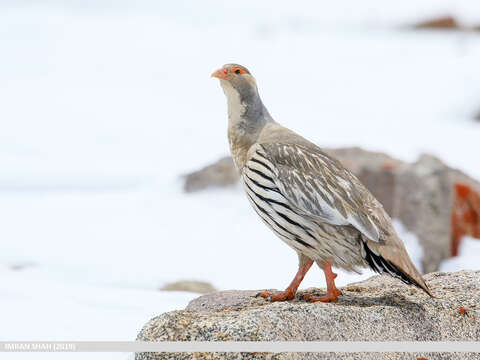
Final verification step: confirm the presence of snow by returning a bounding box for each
[1,1,480,359]
[440,236,480,272]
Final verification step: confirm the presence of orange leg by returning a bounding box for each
[259,258,313,302]
[302,263,342,303]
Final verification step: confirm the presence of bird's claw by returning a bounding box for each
[255,291,272,300]
[301,292,340,303]
[256,289,295,302]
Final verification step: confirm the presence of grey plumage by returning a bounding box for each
[212,63,432,298]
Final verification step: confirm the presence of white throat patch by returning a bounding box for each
[220,80,246,122]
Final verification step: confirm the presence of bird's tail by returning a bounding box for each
[362,240,433,297]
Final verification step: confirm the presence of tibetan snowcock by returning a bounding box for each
[212,63,432,302]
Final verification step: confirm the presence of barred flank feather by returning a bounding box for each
[243,152,318,254]
[243,150,368,272]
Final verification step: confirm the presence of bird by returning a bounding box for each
[211,63,432,302]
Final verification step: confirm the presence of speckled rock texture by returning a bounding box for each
[136,270,480,360]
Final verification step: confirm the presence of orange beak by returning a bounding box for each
[211,68,231,80]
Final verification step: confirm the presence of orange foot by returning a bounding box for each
[258,289,295,302]
[300,288,342,303]
[300,262,342,303]
[256,258,314,302]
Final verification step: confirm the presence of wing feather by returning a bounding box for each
[258,143,388,243]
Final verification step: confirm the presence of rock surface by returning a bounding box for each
[136,270,480,360]
[160,280,217,294]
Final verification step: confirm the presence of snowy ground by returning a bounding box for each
[1,1,480,359]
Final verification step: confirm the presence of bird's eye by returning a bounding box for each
[235,69,241,74]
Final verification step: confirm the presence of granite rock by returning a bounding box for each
[136,271,480,360]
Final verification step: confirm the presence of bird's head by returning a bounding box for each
[212,63,272,133]
[211,64,258,103]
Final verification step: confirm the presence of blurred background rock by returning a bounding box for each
[160,280,217,294]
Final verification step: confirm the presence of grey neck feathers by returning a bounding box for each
[221,80,273,170]
[222,80,273,138]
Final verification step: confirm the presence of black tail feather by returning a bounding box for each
[363,242,432,297]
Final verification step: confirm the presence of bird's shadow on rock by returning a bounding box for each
[295,289,426,313]
[336,294,425,312]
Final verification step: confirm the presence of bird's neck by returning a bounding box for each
[221,81,273,171]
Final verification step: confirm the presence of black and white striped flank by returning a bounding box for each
[241,149,365,269]
[243,150,318,253]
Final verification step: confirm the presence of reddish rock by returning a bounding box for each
[393,155,480,272]
[414,16,459,30]
[412,16,480,32]
[451,183,480,256]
